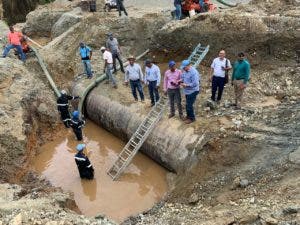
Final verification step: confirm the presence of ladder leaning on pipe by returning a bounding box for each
[107,43,210,181]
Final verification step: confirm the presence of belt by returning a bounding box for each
[57,104,68,106]
[130,79,140,81]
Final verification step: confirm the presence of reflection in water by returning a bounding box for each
[33,121,168,223]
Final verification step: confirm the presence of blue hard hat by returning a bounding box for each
[72,111,79,118]
[168,60,176,68]
[76,144,86,151]
[180,60,190,69]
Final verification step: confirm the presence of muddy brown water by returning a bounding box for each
[33,121,168,223]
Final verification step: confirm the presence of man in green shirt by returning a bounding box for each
[231,52,251,109]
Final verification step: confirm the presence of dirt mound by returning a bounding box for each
[0,183,115,225]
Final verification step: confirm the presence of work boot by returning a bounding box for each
[184,119,194,124]
[113,85,118,89]
[105,80,109,84]
[168,114,175,119]
[179,115,184,120]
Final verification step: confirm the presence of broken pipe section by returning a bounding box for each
[73,84,206,173]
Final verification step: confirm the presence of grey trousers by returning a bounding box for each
[105,64,117,86]
[167,88,183,116]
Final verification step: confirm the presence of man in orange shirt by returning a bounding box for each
[2,26,26,62]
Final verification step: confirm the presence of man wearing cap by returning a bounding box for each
[125,56,145,102]
[163,60,183,119]
[180,60,200,124]
[106,33,125,74]
[57,90,79,128]
[144,59,161,107]
[231,52,251,109]
[70,111,86,141]
[79,42,93,79]
[210,50,232,104]
[75,144,94,180]
[100,47,118,88]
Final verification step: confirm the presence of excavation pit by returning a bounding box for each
[32,121,168,223]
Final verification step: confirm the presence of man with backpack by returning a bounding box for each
[79,42,93,79]
[210,50,232,104]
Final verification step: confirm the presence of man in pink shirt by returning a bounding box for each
[2,26,26,62]
[163,60,183,119]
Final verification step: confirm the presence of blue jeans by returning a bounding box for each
[82,60,92,77]
[3,44,26,62]
[105,64,117,86]
[185,91,199,121]
[175,4,182,20]
[130,80,144,101]
[148,80,160,105]
[211,76,225,101]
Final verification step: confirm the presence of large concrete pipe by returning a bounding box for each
[73,83,207,173]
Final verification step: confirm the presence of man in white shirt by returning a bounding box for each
[210,50,232,103]
[125,56,145,101]
[144,59,161,107]
[100,46,117,88]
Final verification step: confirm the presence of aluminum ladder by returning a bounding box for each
[188,44,210,68]
[107,96,168,180]
[107,43,209,181]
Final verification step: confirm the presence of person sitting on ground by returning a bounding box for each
[163,60,183,119]
[74,144,94,180]
[57,90,79,128]
[116,0,128,17]
[231,52,251,110]
[210,50,232,104]
[106,33,125,74]
[79,42,93,79]
[20,36,30,54]
[2,26,26,62]
[125,56,145,102]
[144,59,161,107]
[100,46,118,88]
[180,60,200,124]
[70,111,86,141]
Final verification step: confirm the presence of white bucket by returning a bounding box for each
[189,9,196,17]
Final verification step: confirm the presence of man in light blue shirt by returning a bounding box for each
[144,59,161,107]
[125,56,145,102]
[180,60,200,124]
[79,42,93,79]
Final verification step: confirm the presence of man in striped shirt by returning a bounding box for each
[74,144,94,180]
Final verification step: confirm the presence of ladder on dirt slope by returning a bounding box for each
[107,43,210,181]
[188,43,210,68]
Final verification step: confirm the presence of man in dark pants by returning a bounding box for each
[116,0,128,16]
[210,50,232,104]
[74,144,94,180]
[57,90,79,128]
[180,60,200,124]
[144,59,161,107]
[125,56,145,102]
[106,33,125,73]
[70,111,86,141]
[163,60,183,119]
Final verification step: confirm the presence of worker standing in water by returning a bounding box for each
[70,111,86,141]
[75,144,94,180]
[57,90,79,128]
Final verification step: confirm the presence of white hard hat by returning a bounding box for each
[61,90,67,95]
[100,46,106,51]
